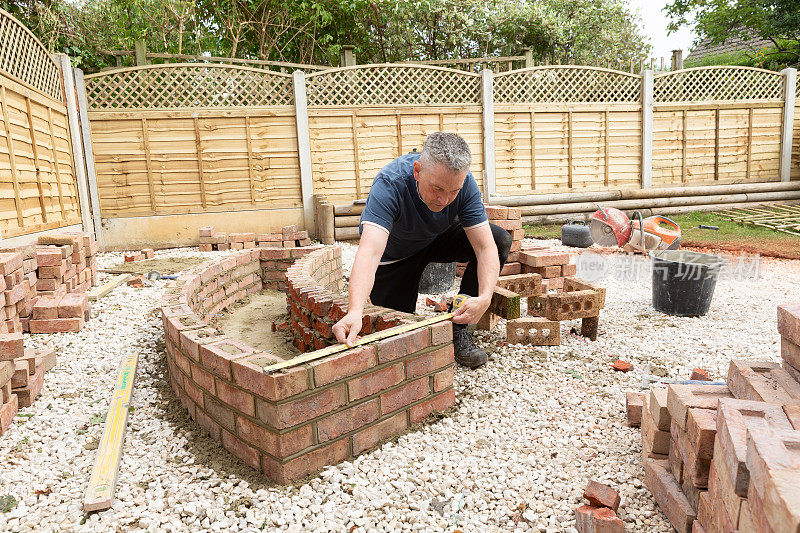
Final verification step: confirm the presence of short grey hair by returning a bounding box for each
[420,132,472,173]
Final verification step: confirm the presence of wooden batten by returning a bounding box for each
[24,95,48,223]
[0,85,25,227]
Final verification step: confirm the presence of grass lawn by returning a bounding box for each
[524,211,800,259]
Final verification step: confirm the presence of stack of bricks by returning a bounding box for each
[0,251,29,335]
[123,249,155,262]
[0,332,57,437]
[780,302,800,383]
[199,225,312,252]
[518,244,576,291]
[576,480,624,533]
[637,302,800,533]
[456,205,523,277]
[162,246,455,483]
[199,227,230,251]
[27,232,98,333]
[257,225,311,248]
[524,277,606,342]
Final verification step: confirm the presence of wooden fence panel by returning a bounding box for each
[89,110,302,217]
[0,75,80,237]
[308,107,483,205]
[495,106,641,195]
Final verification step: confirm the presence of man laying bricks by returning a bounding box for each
[332,132,511,368]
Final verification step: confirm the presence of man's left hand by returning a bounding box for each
[451,295,490,325]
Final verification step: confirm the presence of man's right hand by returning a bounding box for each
[332,311,363,347]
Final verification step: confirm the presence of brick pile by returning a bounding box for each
[518,244,576,291]
[260,244,326,292]
[456,205,523,277]
[162,246,455,483]
[199,225,312,252]
[576,480,624,533]
[124,248,155,262]
[26,232,98,333]
[481,275,605,344]
[634,302,800,533]
[0,333,56,437]
[0,251,30,335]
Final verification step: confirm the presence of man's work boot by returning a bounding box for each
[452,324,488,368]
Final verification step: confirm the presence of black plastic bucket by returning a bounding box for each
[651,250,723,317]
[419,262,456,294]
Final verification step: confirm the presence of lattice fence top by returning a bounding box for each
[83,64,294,110]
[0,9,62,101]
[305,64,481,106]
[654,66,783,103]
[493,66,641,104]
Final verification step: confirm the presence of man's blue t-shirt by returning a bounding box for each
[359,153,487,263]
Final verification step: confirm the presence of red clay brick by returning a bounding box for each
[263,438,350,484]
[0,393,18,435]
[348,364,404,402]
[35,249,61,267]
[179,328,226,361]
[257,384,346,429]
[14,364,43,407]
[433,366,454,392]
[380,378,429,414]
[410,388,455,424]
[429,322,452,346]
[649,387,671,431]
[57,293,87,318]
[191,364,215,393]
[231,355,307,402]
[376,328,429,364]
[785,404,800,430]
[311,346,375,387]
[405,345,454,379]
[194,406,222,441]
[667,383,732,430]
[0,333,24,360]
[199,339,254,380]
[686,408,717,460]
[28,317,83,333]
[759,468,800,533]
[236,416,313,459]
[777,302,800,346]
[202,394,236,431]
[352,411,408,455]
[575,505,624,533]
[221,430,260,470]
[644,459,695,533]
[31,296,60,320]
[745,427,800,497]
[626,391,644,427]
[583,480,621,511]
[317,398,380,442]
[215,379,255,416]
[727,359,800,405]
[182,378,204,408]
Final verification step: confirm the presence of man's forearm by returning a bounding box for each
[347,249,380,313]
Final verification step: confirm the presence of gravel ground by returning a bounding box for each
[0,242,796,532]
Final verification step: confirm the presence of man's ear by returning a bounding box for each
[413,160,421,183]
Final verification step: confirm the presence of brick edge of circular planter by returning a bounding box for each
[161,245,455,483]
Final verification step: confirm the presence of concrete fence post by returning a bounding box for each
[55,53,94,234]
[481,69,496,199]
[780,68,796,182]
[641,69,654,189]
[293,70,316,235]
[73,68,103,246]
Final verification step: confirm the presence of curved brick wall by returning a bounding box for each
[161,246,455,483]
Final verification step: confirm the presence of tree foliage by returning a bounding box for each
[2,0,650,72]
[665,0,800,69]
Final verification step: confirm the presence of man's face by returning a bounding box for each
[413,160,466,212]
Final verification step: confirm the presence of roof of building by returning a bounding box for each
[685,32,775,62]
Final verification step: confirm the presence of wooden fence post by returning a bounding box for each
[671,50,683,71]
[523,48,533,68]
[340,46,356,67]
[481,69,496,199]
[780,67,796,182]
[55,53,94,234]
[134,40,148,66]
[73,68,104,245]
[641,69,654,189]
[293,70,316,235]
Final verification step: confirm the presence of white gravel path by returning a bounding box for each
[0,242,796,532]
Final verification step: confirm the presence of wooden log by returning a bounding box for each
[490,181,800,207]
[334,225,359,241]
[335,215,361,228]
[334,203,366,216]
[318,201,335,245]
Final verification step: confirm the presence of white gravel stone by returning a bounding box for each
[0,241,795,531]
